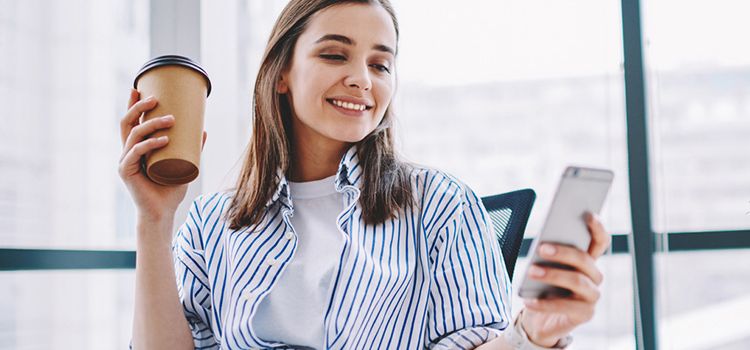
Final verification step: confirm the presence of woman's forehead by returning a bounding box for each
[301,3,397,49]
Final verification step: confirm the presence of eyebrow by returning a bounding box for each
[314,34,396,56]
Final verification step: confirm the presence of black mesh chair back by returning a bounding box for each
[480,189,536,281]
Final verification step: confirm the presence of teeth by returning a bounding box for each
[331,99,367,111]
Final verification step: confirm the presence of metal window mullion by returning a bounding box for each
[620,0,658,349]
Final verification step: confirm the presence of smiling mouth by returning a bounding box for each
[326,98,373,112]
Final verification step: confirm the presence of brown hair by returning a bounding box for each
[226,0,416,231]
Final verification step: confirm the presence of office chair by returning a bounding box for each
[480,189,536,281]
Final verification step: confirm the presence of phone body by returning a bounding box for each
[518,166,614,299]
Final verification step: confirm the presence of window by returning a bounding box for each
[200,1,637,346]
[199,0,633,239]
[644,0,750,233]
[655,249,750,348]
[643,0,750,347]
[0,0,150,249]
[393,0,632,237]
[0,270,134,348]
[390,1,635,346]
[6,0,745,349]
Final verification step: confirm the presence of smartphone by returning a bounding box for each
[518,166,614,299]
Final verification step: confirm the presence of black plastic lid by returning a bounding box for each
[133,55,212,97]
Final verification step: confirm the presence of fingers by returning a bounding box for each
[527,264,600,303]
[120,94,159,146]
[537,243,603,285]
[127,88,139,109]
[122,115,175,156]
[524,298,595,323]
[585,212,611,258]
[118,136,169,179]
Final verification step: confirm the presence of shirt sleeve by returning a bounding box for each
[424,178,513,349]
[172,194,220,348]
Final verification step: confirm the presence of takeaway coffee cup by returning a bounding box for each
[133,55,211,185]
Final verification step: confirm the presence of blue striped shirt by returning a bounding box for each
[172,144,512,349]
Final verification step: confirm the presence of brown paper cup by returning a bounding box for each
[133,55,211,185]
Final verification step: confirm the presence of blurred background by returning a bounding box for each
[0,0,748,349]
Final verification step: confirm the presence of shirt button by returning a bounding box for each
[267,257,278,266]
[285,231,294,240]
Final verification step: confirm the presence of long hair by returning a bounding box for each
[226,0,415,231]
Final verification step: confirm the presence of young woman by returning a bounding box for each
[119,0,610,349]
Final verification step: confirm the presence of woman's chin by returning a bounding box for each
[327,128,376,144]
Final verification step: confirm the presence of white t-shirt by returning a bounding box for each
[252,174,345,349]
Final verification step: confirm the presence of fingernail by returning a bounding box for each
[524,298,539,306]
[162,115,174,121]
[585,212,597,222]
[145,96,155,102]
[158,136,168,142]
[529,266,545,277]
[540,244,556,257]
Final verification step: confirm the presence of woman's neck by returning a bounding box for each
[289,134,350,183]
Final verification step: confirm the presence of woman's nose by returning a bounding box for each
[344,63,372,91]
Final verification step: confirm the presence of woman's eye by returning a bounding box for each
[370,64,391,74]
[320,54,346,61]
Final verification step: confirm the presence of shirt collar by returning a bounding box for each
[265,143,363,208]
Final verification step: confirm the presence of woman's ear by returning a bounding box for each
[276,75,289,94]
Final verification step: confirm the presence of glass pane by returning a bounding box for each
[514,254,635,349]
[0,0,150,249]
[0,270,135,349]
[209,1,635,347]
[205,0,632,237]
[197,0,290,193]
[393,0,632,237]
[643,0,750,232]
[656,249,750,348]
[392,1,634,345]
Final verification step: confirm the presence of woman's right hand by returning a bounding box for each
[118,88,207,221]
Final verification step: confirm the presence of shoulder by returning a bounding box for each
[409,165,482,207]
[187,190,237,224]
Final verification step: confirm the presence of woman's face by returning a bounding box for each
[279,3,397,149]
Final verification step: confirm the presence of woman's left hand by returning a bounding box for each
[519,212,611,347]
